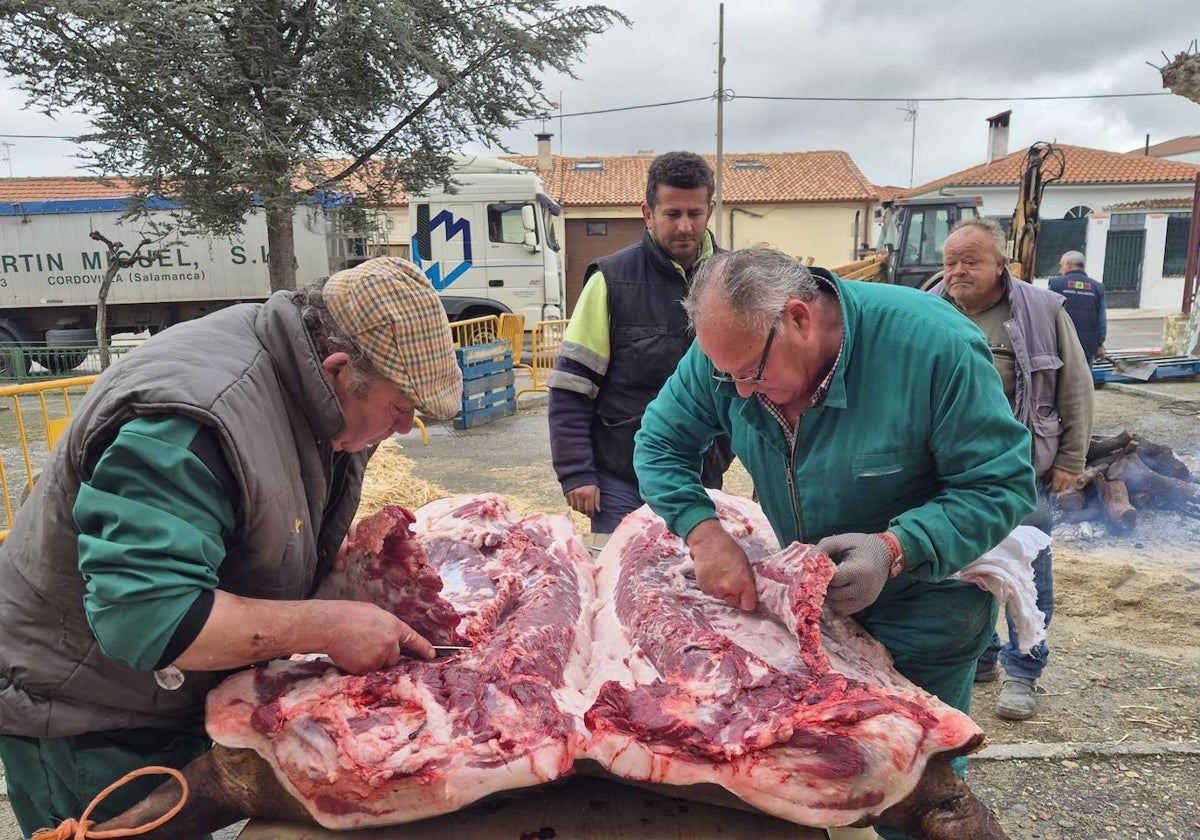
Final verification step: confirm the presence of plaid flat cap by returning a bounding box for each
[323,257,462,420]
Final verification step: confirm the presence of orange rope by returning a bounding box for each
[32,765,190,840]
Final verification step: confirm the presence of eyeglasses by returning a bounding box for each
[712,319,778,384]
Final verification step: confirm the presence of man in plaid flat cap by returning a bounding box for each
[0,257,461,835]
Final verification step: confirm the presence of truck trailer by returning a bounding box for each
[0,155,563,376]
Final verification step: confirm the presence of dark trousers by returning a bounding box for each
[0,729,210,838]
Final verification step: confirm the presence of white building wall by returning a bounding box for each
[1139,213,1184,309]
[1163,150,1200,165]
[1085,214,1110,285]
[1086,212,1183,310]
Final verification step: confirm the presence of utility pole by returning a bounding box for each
[899,101,918,188]
[714,3,725,246]
[0,142,13,177]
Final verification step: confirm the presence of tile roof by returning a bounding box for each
[872,184,908,202]
[1104,197,1195,211]
[908,144,1200,196]
[0,175,133,202]
[1124,135,1200,157]
[524,151,876,206]
[0,150,879,208]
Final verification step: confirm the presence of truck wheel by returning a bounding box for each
[34,327,97,374]
[0,322,32,378]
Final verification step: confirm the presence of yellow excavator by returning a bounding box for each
[833,141,1065,288]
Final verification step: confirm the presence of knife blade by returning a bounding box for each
[432,645,471,657]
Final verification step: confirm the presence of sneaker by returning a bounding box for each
[973,659,999,683]
[996,676,1038,720]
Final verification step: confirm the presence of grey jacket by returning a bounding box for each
[0,294,365,736]
[932,270,1068,476]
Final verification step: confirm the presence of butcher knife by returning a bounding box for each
[432,645,471,657]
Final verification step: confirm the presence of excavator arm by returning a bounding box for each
[1008,142,1065,281]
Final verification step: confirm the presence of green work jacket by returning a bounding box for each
[635,270,1037,593]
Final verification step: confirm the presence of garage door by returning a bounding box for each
[564,218,646,316]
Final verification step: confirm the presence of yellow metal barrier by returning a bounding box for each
[1,375,98,543]
[516,319,568,403]
[497,313,529,374]
[410,416,428,445]
[449,315,500,349]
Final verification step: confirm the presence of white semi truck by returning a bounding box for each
[0,155,563,375]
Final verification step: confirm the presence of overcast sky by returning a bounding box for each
[3,0,1199,188]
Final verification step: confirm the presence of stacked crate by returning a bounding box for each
[453,340,517,430]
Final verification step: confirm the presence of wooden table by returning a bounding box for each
[236,775,827,839]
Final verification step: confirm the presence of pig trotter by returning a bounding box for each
[92,745,312,840]
[876,753,1010,840]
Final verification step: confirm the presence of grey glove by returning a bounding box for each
[816,532,892,616]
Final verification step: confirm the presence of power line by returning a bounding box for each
[0,89,1177,138]
[514,90,1173,122]
[0,133,86,139]
[523,95,713,121]
[738,92,1174,103]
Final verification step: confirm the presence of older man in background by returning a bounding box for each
[932,219,1094,721]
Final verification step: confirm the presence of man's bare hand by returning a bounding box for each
[565,484,602,517]
[332,522,359,573]
[1048,467,1080,493]
[322,601,435,673]
[686,519,758,611]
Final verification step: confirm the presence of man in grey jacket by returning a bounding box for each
[0,258,461,835]
[931,219,1094,720]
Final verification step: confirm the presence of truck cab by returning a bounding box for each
[876,196,981,288]
[408,157,564,327]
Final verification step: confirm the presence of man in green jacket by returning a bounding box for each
[634,247,1035,840]
[0,258,460,836]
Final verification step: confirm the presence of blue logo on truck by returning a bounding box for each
[411,209,473,291]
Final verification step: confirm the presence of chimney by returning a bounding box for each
[535,133,554,174]
[986,110,1011,163]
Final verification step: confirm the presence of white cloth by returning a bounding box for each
[953,525,1051,653]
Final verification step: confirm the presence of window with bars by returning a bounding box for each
[1036,219,1088,276]
[1162,212,1192,277]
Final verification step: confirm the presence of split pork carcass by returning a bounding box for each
[583,493,1007,839]
[93,492,1008,840]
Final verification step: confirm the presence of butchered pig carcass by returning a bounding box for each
[93,492,1008,840]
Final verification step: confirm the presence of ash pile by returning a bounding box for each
[1056,430,1200,534]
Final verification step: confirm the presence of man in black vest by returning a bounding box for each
[548,152,732,542]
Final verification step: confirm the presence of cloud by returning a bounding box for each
[3,0,1197,188]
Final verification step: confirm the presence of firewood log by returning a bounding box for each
[1087,431,1136,460]
[1056,489,1088,510]
[1106,454,1199,506]
[1093,474,1137,529]
[1072,464,1109,491]
[1134,441,1191,480]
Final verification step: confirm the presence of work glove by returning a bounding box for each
[816,532,893,616]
